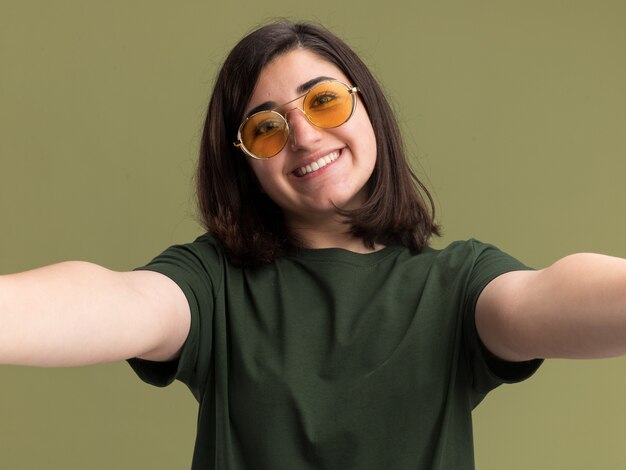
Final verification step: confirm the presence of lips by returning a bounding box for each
[294,150,341,177]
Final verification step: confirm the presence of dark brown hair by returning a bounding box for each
[197,22,439,266]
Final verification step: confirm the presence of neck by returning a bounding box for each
[287,215,384,253]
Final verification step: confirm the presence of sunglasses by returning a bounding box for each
[233,79,359,160]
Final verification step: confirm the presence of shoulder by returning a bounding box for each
[135,233,234,294]
[145,233,228,266]
[435,239,528,270]
[418,239,511,269]
[419,240,531,301]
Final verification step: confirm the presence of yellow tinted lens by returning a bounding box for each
[240,111,288,158]
[303,81,354,128]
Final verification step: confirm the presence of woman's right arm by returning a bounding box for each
[0,261,190,367]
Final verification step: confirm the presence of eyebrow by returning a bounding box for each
[245,76,336,117]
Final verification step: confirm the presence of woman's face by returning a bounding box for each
[243,48,377,227]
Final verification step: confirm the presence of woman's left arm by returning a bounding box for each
[476,253,626,362]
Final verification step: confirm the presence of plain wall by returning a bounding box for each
[1,1,625,468]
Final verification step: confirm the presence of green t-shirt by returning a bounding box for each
[129,235,541,469]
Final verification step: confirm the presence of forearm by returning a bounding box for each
[478,253,626,361]
[0,261,186,367]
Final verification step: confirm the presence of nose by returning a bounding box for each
[285,108,322,151]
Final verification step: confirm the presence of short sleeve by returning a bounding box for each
[461,240,543,402]
[127,234,223,398]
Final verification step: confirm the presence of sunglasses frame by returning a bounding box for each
[233,79,359,160]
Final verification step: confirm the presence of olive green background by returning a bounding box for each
[1,1,625,468]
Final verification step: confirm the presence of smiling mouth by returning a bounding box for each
[294,150,341,177]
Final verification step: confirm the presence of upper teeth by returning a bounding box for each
[295,151,340,176]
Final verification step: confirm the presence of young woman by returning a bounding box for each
[1,22,625,470]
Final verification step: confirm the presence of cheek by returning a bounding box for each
[351,116,377,167]
[248,160,281,194]
[349,105,376,144]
